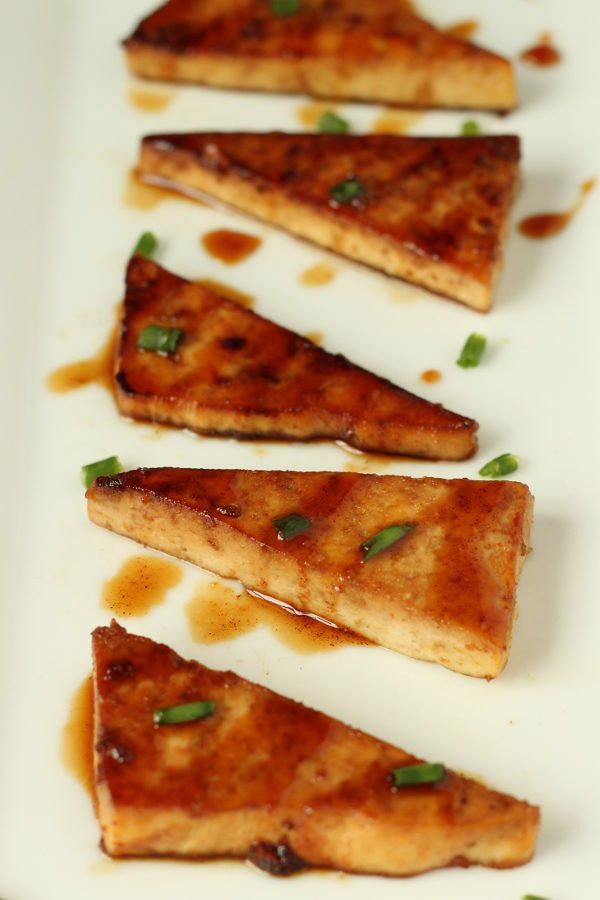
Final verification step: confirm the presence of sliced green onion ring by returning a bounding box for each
[461,119,480,136]
[132,231,157,258]
[274,513,312,540]
[391,763,445,788]
[361,524,415,562]
[137,325,183,353]
[81,455,123,489]
[153,700,215,725]
[318,111,350,134]
[270,0,300,16]
[329,178,366,204]
[478,453,519,479]
[457,332,487,368]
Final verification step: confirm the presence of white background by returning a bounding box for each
[1,1,599,897]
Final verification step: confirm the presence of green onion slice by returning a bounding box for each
[137,325,183,354]
[270,0,300,15]
[153,700,215,725]
[391,763,445,788]
[329,178,366,204]
[317,111,350,134]
[457,333,487,368]
[274,513,312,540]
[479,453,519,479]
[522,895,551,900]
[361,524,415,562]
[81,455,123,489]
[461,119,480,136]
[132,231,157,259]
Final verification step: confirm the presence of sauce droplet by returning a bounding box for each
[304,331,324,346]
[195,277,256,309]
[372,109,423,135]
[421,369,442,384]
[127,87,174,112]
[102,555,183,617]
[123,167,205,211]
[296,102,339,129]
[185,582,367,654]
[300,263,337,286]
[519,32,562,67]
[60,675,94,800]
[202,229,262,265]
[518,179,596,239]
[445,20,479,41]
[46,320,118,394]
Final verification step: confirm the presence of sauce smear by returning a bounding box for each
[519,179,596,239]
[186,582,367,654]
[202,229,262,265]
[128,87,174,112]
[520,33,562,67]
[445,20,479,41]
[102,555,183,617]
[300,263,336,286]
[61,675,94,799]
[304,331,324,346]
[196,277,256,309]
[421,369,442,384]
[372,109,422,135]
[296,102,339,128]
[46,321,118,394]
[124,167,204,211]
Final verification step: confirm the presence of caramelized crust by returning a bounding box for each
[92,622,539,872]
[138,133,521,309]
[87,469,534,677]
[123,0,516,110]
[115,256,478,459]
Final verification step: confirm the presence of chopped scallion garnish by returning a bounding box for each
[522,896,551,900]
[137,325,183,353]
[153,700,215,725]
[329,177,366,204]
[318,111,350,134]
[132,231,157,259]
[457,333,487,368]
[461,120,480,136]
[81,455,123,489]
[361,524,415,562]
[479,453,519,479]
[270,0,300,16]
[391,763,445,788]
[273,513,312,540]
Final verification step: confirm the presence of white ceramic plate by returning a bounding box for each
[2,1,599,897]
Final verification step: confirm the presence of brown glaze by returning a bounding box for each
[102,555,182,617]
[518,179,596,239]
[247,841,307,875]
[140,132,521,288]
[299,263,336,286]
[114,256,478,459]
[128,87,174,111]
[421,369,442,384]
[46,321,118,394]
[91,622,539,870]
[61,675,95,799]
[445,20,479,41]
[371,109,423,135]
[202,228,262,264]
[520,33,561,67]
[195,277,255,308]
[185,582,367,653]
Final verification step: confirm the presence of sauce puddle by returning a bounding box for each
[61,675,94,799]
[445,20,479,41]
[518,179,596,239]
[186,582,368,653]
[124,167,205,211]
[102,555,183,617]
[46,320,118,394]
[520,33,562,67]
[202,228,262,265]
[128,87,174,112]
[195,277,256,309]
[372,108,423,135]
[300,263,337,286]
[420,368,442,384]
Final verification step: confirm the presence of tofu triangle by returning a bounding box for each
[116,256,478,459]
[92,621,539,873]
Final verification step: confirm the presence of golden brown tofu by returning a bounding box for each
[115,256,478,459]
[123,0,517,111]
[87,469,534,678]
[138,133,521,310]
[92,621,539,872]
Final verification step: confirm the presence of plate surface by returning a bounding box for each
[1,1,599,897]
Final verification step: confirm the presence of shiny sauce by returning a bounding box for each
[304,331,324,346]
[102,555,183,617]
[45,321,118,394]
[300,263,337,286]
[128,87,174,112]
[202,228,262,265]
[185,582,367,653]
[421,369,442,384]
[195,277,256,309]
[60,675,94,799]
[445,20,479,41]
[520,33,562,67]
[518,179,596,239]
[123,167,204,211]
[372,109,423,135]
[336,441,396,472]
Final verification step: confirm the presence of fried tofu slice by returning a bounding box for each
[87,469,533,678]
[92,621,539,872]
[115,256,478,460]
[123,0,516,111]
[138,133,521,310]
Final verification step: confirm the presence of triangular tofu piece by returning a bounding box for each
[139,132,520,310]
[115,256,478,459]
[92,621,539,872]
[123,0,516,111]
[87,469,533,678]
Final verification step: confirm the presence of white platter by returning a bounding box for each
[1,0,599,897]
